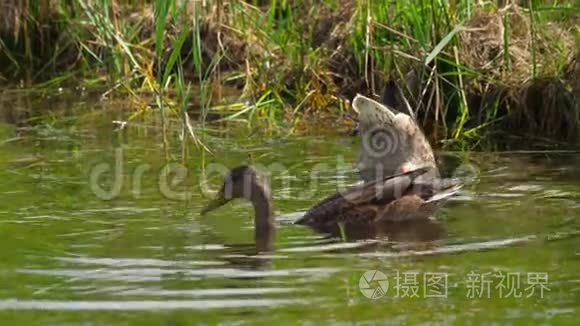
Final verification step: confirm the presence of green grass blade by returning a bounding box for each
[425,24,462,65]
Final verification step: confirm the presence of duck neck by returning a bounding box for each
[250,182,274,252]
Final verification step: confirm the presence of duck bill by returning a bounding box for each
[200,195,228,215]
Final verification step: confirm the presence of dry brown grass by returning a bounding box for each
[0,1,577,142]
[460,4,575,84]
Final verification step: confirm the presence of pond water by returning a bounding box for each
[0,95,578,324]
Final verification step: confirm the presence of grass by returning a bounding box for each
[0,0,578,146]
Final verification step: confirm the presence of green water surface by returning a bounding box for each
[0,96,578,324]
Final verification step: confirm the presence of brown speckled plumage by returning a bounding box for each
[294,167,461,234]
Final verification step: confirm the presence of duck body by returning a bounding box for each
[295,167,461,235]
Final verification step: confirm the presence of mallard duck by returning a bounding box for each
[201,165,461,248]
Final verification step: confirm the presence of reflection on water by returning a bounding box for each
[0,299,306,310]
[0,97,578,323]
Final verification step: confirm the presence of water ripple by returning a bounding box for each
[0,298,306,310]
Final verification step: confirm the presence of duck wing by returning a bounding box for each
[374,177,463,222]
[294,167,432,233]
[353,93,437,182]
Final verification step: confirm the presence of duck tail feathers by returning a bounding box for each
[425,182,462,203]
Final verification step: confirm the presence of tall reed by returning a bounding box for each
[0,0,576,143]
